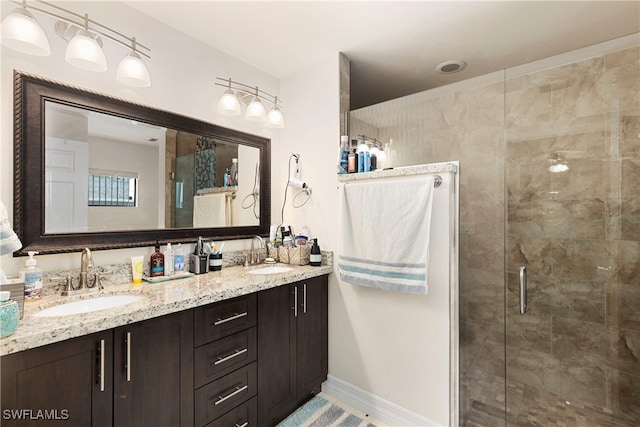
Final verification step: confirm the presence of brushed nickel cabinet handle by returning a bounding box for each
[214,385,248,405]
[214,312,248,326]
[293,287,298,317]
[99,339,105,392]
[214,348,248,365]
[235,423,248,427]
[126,332,132,382]
[303,284,307,314]
[519,266,527,315]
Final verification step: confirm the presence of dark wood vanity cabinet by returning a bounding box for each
[1,277,328,427]
[113,310,194,427]
[0,330,113,427]
[257,275,329,427]
[0,311,193,427]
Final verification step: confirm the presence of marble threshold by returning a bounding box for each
[1,260,333,356]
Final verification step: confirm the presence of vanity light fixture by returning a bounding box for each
[0,1,50,56]
[357,134,387,162]
[1,0,151,86]
[215,77,284,128]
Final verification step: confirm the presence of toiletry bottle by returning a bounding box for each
[370,151,377,171]
[174,243,185,273]
[310,239,321,266]
[230,158,238,186]
[20,251,43,299]
[347,148,358,173]
[164,243,174,276]
[150,242,165,277]
[338,135,349,174]
[223,169,230,187]
[357,139,370,172]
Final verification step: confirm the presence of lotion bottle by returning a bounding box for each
[174,243,185,273]
[164,243,174,276]
[20,251,43,299]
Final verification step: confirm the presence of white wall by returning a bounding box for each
[0,1,281,275]
[281,56,450,423]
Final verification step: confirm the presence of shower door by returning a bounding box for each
[504,46,639,425]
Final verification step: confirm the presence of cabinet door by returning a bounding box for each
[1,331,113,427]
[257,284,297,427]
[113,310,194,427]
[296,275,329,404]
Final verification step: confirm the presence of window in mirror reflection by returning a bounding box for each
[44,100,261,235]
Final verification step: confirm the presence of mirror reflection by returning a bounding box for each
[44,102,260,234]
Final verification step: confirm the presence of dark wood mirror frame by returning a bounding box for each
[13,71,271,255]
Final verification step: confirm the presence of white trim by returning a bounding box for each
[322,375,442,427]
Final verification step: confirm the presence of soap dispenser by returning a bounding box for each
[20,251,43,299]
[310,239,321,267]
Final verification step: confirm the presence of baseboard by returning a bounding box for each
[322,375,441,426]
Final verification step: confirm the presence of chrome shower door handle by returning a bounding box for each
[519,266,527,315]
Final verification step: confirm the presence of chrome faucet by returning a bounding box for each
[79,247,94,290]
[250,236,266,265]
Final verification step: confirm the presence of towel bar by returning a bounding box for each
[434,175,442,187]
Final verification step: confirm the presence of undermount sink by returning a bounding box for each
[248,265,294,275]
[33,295,146,317]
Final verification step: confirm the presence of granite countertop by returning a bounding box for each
[1,263,332,356]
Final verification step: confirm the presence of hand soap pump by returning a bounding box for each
[310,239,321,267]
[20,251,43,299]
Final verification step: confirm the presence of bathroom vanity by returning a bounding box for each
[0,264,331,427]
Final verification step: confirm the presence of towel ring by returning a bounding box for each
[292,188,312,208]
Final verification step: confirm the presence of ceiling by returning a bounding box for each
[124,1,640,110]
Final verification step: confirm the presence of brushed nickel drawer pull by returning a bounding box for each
[293,287,298,318]
[214,312,247,326]
[214,385,248,405]
[214,348,248,365]
[236,423,248,427]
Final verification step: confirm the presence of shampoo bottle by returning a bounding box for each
[150,242,165,277]
[310,239,321,267]
[20,251,43,299]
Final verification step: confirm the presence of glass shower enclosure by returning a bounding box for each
[347,38,639,425]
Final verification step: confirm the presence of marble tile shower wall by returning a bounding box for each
[505,45,639,424]
[352,81,507,425]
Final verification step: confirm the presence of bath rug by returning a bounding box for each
[277,395,377,427]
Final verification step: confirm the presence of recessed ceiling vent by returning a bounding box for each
[436,60,467,74]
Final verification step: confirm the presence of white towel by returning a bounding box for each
[193,193,228,227]
[338,175,435,294]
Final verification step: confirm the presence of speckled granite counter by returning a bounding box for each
[1,263,332,356]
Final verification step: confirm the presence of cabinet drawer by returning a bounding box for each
[205,396,256,427]
[195,327,257,388]
[195,362,257,427]
[195,294,257,346]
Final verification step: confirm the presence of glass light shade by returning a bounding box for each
[65,29,107,72]
[217,89,241,116]
[117,51,151,87]
[1,8,50,56]
[370,146,380,156]
[266,106,284,128]
[245,97,266,122]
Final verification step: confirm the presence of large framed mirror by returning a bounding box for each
[13,71,271,255]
